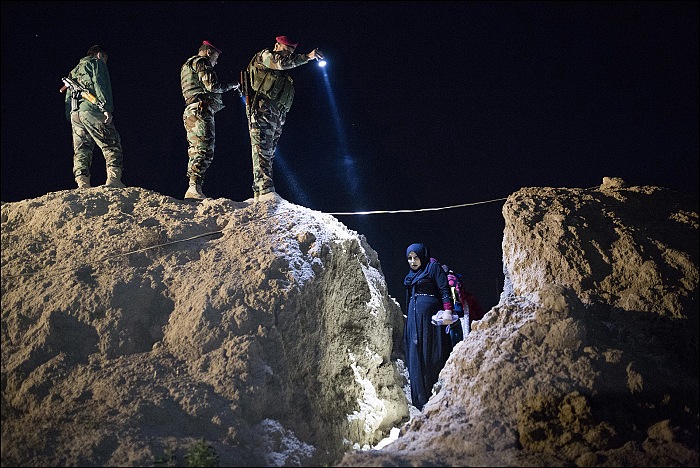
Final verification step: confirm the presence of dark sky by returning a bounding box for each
[2,1,698,311]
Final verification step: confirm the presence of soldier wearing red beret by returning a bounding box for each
[242,36,323,203]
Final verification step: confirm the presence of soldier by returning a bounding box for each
[63,45,125,189]
[243,36,323,202]
[180,40,240,200]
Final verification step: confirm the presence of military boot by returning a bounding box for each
[184,178,207,200]
[104,167,126,188]
[257,190,281,203]
[75,175,91,188]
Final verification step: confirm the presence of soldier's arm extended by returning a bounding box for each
[194,56,238,94]
[259,49,320,70]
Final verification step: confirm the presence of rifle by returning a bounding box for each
[59,76,106,112]
[240,69,249,104]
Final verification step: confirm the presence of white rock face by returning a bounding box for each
[1,188,408,467]
[339,179,698,467]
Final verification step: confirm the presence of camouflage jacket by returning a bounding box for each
[246,48,312,111]
[181,55,236,113]
[64,55,114,120]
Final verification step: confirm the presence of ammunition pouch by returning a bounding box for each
[71,91,80,112]
[276,76,294,112]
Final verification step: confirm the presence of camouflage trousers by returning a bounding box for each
[247,101,286,195]
[71,110,123,177]
[183,102,215,185]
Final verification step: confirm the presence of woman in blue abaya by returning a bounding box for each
[403,243,455,411]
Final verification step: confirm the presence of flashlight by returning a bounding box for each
[318,59,327,67]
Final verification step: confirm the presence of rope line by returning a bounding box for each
[2,209,290,281]
[327,196,508,215]
[2,196,509,281]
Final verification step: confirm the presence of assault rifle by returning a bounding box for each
[239,70,248,102]
[59,76,106,112]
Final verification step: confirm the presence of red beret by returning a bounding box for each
[202,40,222,54]
[276,36,298,48]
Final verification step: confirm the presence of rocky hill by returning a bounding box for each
[2,177,698,467]
[1,189,407,466]
[339,177,699,467]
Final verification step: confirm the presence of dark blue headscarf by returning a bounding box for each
[404,243,431,286]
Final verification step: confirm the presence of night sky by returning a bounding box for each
[2,1,698,311]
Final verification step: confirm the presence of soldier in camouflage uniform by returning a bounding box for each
[64,45,125,189]
[180,41,240,200]
[243,36,323,202]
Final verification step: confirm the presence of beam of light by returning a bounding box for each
[274,149,313,207]
[318,60,327,67]
[319,61,365,211]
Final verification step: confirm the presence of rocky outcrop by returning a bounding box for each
[1,188,408,467]
[3,179,698,467]
[339,178,698,467]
